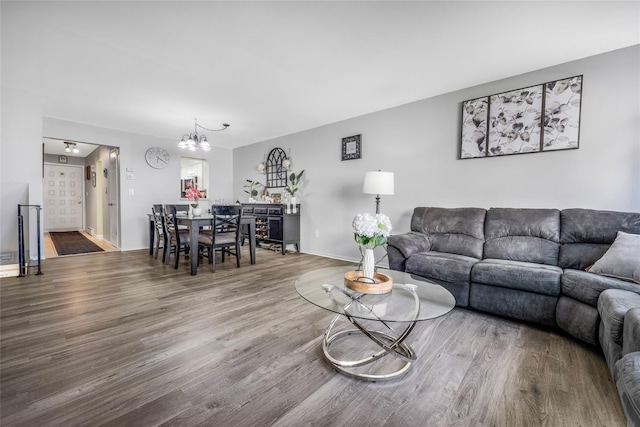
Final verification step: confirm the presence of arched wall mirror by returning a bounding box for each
[265,147,288,188]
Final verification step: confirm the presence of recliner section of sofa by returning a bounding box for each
[389,207,486,307]
[469,208,562,327]
[556,208,640,345]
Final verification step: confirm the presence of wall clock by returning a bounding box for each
[145,147,170,169]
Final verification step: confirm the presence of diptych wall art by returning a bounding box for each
[460,75,582,159]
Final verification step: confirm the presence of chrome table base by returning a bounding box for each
[321,283,420,382]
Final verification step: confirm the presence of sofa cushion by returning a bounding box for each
[562,269,640,307]
[560,208,640,270]
[469,283,558,327]
[560,243,610,272]
[483,208,560,265]
[410,207,486,259]
[406,251,478,284]
[614,353,640,427]
[471,258,562,296]
[590,231,640,284]
[598,289,640,346]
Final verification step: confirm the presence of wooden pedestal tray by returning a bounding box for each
[344,270,393,294]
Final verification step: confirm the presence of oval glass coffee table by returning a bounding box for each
[295,266,455,381]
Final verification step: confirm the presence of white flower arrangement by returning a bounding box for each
[352,212,392,249]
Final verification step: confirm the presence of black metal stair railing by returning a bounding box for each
[17,204,43,277]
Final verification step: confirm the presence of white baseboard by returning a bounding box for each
[0,264,20,278]
[301,250,390,268]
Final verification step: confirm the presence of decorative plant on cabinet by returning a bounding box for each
[284,170,305,204]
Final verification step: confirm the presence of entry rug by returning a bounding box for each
[49,231,104,256]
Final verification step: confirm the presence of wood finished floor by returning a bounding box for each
[0,248,625,426]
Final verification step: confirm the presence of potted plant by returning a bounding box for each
[284,170,304,204]
[244,179,262,202]
[185,181,204,216]
[352,212,392,279]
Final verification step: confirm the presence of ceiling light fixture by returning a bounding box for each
[178,119,230,152]
[64,142,79,154]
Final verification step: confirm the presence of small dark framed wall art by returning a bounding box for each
[342,134,362,161]
[460,75,583,159]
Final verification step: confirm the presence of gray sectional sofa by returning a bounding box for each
[388,207,640,425]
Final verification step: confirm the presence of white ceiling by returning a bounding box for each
[2,1,639,150]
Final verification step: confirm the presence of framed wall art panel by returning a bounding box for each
[488,84,543,157]
[542,75,582,151]
[460,97,488,159]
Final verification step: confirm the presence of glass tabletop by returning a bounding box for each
[295,266,456,322]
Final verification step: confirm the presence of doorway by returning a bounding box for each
[43,163,85,231]
[42,138,121,257]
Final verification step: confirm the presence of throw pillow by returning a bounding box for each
[590,231,640,284]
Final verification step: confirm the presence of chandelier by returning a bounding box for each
[178,119,230,152]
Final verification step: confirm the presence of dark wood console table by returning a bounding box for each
[241,203,300,255]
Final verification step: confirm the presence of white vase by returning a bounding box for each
[290,197,297,205]
[362,248,375,280]
[192,207,202,216]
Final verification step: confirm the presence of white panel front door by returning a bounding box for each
[43,163,84,231]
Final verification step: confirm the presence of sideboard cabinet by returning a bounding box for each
[241,204,300,255]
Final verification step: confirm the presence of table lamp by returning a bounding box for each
[362,170,394,214]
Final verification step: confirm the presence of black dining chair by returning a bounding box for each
[198,205,242,272]
[175,204,190,230]
[175,204,189,214]
[151,204,167,262]
[163,204,191,269]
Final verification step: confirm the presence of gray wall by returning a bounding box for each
[233,45,640,263]
[0,88,43,263]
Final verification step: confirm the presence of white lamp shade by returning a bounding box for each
[363,171,394,195]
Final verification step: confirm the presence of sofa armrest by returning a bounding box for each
[388,232,430,259]
[614,352,640,427]
[387,232,430,272]
[624,308,640,356]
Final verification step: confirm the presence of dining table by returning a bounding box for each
[148,211,256,275]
